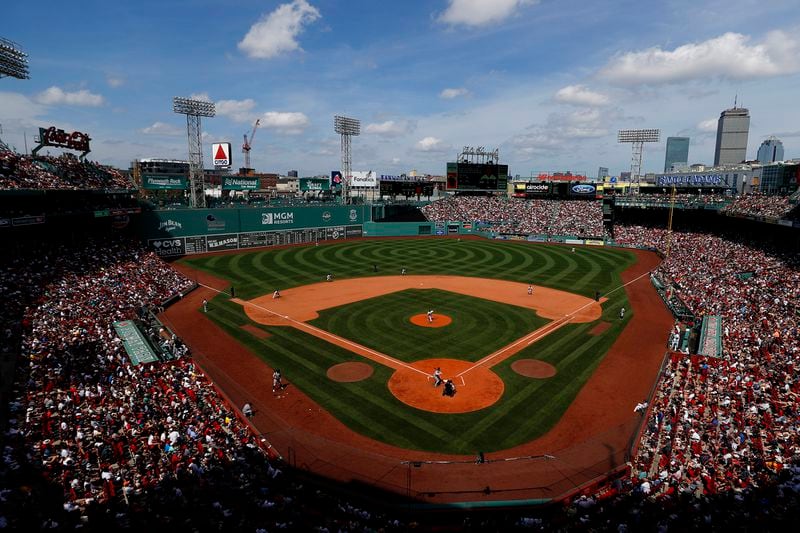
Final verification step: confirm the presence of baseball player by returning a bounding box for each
[326,273,332,282]
[442,379,456,397]
[401,268,407,275]
[272,289,281,299]
[433,367,443,387]
[202,299,208,312]
[527,284,533,295]
[427,309,434,323]
[619,306,626,319]
[272,369,283,393]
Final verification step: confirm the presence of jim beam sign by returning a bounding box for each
[212,143,232,168]
[32,127,92,159]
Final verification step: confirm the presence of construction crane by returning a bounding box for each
[242,118,261,171]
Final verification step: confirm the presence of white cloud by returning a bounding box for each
[364,120,416,137]
[216,98,257,123]
[189,92,212,102]
[438,0,536,27]
[35,86,105,107]
[697,118,718,132]
[238,0,320,59]
[106,76,124,88]
[599,30,800,86]
[510,108,610,157]
[416,136,447,152]
[0,92,46,124]
[140,121,183,136]
[440,87,469,99]
[391,157,401,164]
[260,111,309,134]
[554,85,609,106]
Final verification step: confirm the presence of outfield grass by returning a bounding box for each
[310,288,550,363]
[182,238,636,454]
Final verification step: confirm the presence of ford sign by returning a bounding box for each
[571,184,596,194]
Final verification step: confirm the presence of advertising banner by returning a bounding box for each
[655,173,733,188]
[212,142,232,167]
[351,171,378,187]
[142,174,187,190]
[570,183,597,196]
[206,234,239,251]
[331,171,343,190]
[222,176,258,190]
[300,178,330,191]
[148,237,186,257]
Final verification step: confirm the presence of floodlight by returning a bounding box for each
[0,37,29,80]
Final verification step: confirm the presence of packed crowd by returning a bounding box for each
[0,150,131,190]
[0,237,405,531]
[721,193,797,219]
[421,196,603,237]
[617,192,731,206]
[609,224,800,524]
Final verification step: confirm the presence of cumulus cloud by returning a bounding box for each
[510,108,611,157]
[697,118,718,132]
[189,92,212,102]
[216,98,257,123]
[439,87,469,99]
[438,0,536,27]
[554,85,609,106]
[140,122,183,136]
[238,0,320,59]
[35,86,105,107]
[260,111,310,134]
[364,120,416,137]
[416,136,447,152]
[599,30,800,85]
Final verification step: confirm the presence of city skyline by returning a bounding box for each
[1,0,800,177]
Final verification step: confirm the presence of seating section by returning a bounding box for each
[0,150,132,190]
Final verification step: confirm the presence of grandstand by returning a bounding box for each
[1,141,800,530]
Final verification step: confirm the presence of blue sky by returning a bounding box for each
[2,0,799,177]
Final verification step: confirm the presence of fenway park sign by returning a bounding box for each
[32,126,92,158]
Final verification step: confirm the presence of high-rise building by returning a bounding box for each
[756,137,784,164]
[598,166,609,179]
[664,137,690,172]
[714,106,750,166]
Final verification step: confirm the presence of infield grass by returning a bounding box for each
[181,238,636,454]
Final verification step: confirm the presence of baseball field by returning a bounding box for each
[174,238,642,455]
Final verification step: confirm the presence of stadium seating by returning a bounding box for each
[0,150,132,190]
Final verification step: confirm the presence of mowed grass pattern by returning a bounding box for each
[182,239,636,454]
[311,289,550,363]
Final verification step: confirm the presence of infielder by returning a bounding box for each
[272,369,283,393]
[273,289,281,299]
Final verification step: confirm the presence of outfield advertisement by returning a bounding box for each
[142,174,187,190]
[300,177,330,191]
[139,206,368,238]
[222,177,258,190]
[148,225,363,256]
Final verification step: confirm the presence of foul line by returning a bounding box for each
[455,268,654,379]
[199,283,429,378]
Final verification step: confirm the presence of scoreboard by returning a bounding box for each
[446,162,508,191]
[379,180,435,198]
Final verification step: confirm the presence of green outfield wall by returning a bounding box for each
[138,206,370,257]
[362,220,477,237]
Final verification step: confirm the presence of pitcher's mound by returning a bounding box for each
[327,362,374,382]
[410,313,452,328]
[512,359,557,379]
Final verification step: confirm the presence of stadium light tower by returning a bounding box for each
[173,96,215,208]
[334,115,360,204]
[0,37,29,79]
[618,129,660,192]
